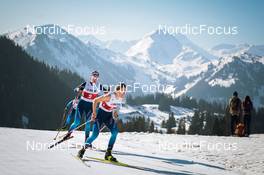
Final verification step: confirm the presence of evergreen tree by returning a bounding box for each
[188,111,200,134]
[203,112,214,135]
[177,118,186,134]
[166,112,176,134]
[149,121,155,133]
[161,119,166,128]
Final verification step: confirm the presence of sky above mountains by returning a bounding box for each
[0,0,263,49]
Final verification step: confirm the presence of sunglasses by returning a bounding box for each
[91,74,99,78]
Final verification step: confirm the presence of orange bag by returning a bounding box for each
[235,123,245,137]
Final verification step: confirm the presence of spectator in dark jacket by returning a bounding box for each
[242,96,253,137]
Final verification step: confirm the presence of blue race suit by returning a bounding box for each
[85,108,118,150]
[85,92,124,150]
[64,99,78,127]
[68,81,102,141]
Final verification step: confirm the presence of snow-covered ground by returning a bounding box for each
[1,127,263,175]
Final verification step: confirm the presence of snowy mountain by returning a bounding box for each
[5,24,264,106]
[126,30,216,78]
[126,31,182,64]
[211,43,264,58]
[5,25,178,96]
[5,25,135,84]
[78,32,264,106]
[103,39,138,54]
[78,35,137,54]
[184,53,264,106]
[4,25,221,99]
[84,41,157,86]
[2,127,263,175]
[119,30,221,97]
[81,35,180,89]
[77,35,104,47]
[6,25,170,88]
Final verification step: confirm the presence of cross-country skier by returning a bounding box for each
[61,81,88,129]
[77,83,127,162]
[63,71,102,141]
[62,98,79,129]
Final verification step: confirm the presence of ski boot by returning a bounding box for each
[77,146,86,159]
[85,143,93,150]
[105,149,118,162]
[63,132,72,140]
[77,144,92,158]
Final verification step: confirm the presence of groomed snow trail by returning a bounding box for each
[1,127,263,175]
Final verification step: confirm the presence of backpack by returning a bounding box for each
[235,123,245,137]
[229,97,240,115]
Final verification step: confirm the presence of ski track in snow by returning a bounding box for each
[0,127,263,175]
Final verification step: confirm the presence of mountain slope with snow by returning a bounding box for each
[5,25,135,84]
[211,43,264,58]
[6,25,172,88]
[4,25,220,99]
[5,25,264,105]
[126,31,182,64]
[184,53,264,105]
[126,30,216,78]
[124,30,218,96]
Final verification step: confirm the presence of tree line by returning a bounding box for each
[126,93,264,135]
[0,36,84,130]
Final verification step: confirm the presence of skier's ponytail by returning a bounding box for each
[116,82,126,91]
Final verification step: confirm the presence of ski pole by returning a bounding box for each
[54,93,81,140]
[100,125,106,132]
[98,115,117,132]
[58,119,92,139]
[53,109,68,140]
[53,103,76,140]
